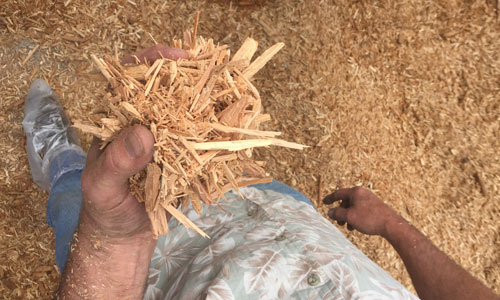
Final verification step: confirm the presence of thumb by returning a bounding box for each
[84,125,154,204]
[98,125,154,188]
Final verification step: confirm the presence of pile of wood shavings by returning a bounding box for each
[74,30,306,238]
[2,1,500,297]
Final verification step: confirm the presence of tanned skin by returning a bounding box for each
[324,187,499,300]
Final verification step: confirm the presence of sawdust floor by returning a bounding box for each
[1,0,499,298]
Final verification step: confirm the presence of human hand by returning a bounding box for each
[59,47,190,299]
[323,187,401,237]
[121,44,189,65]
[80,46,188,240]
[83,45,188,238]
[80,125,154,240]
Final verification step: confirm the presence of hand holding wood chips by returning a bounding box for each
[74,27,306,238]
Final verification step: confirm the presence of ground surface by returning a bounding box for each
[1,0,499,298]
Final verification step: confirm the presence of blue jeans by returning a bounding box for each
[46,150,85,272]
[47,152,312,272]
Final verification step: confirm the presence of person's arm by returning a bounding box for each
[323,187,499,300]
[57,46,187,299]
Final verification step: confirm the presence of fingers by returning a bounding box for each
[324,189,351,226]
[328,206,356,230]
[328,207,347,223]
[83,125,154,203]
[153,46,189,60]
[340,199,349,208]
[121,45,189,65]
[322,188,352,204]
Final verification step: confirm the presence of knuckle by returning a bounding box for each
[351,186,366,197]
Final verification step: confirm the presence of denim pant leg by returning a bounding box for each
[47,170,83,272]
[46,150,85,272]
[251,180,314,207]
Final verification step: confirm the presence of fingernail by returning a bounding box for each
[125,130,143,158]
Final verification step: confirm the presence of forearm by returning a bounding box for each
[383,216,498,300]
[56,213,156,299]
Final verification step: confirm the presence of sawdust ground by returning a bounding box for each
[1,0,499,298]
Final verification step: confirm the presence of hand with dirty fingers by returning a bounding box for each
[324,187,500,300]
[323,186,399,237]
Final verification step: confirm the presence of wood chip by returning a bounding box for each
[231,37,258,67]
[144,163,161,211]
[163,204,209,238]
[243,42,284,80]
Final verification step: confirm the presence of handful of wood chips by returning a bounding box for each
[74,29,306,238]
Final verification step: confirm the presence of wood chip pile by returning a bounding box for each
[3,1,500,297]
[74,28,306,238]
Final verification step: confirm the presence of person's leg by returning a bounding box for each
[23,79,86,272]
[46,149,86,272]
[251,180,314,206]
[47,170,83,271]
